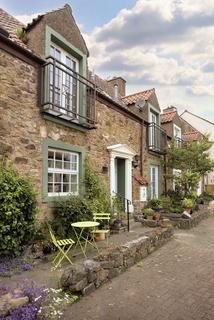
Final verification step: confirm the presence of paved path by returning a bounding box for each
[65,214,214,320]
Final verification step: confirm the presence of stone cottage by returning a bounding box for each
[0,5,167,219]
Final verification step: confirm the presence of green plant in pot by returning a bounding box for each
[182,198,194,214]
[143,208,154,220]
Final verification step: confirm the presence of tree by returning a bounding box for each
[165,134,214,197]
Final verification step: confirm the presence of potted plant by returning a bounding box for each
[182,198,194,217]
[148,199,162,211]
[143,208,154,220]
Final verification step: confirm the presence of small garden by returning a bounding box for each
[139,135,214,226]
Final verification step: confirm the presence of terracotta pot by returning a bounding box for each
[94,233,105,241]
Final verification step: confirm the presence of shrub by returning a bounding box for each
[144,208,154,216]
[52,161,111,238]
[182,198,194,209]
[52,195,92,238]
[160,196,171,209]
[148,198,162,210]
[169,207,182,214]
[0,164,37,255]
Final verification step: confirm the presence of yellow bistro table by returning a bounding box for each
[71,221,100,258]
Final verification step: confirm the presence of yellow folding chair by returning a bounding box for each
[91,213,111,246]
[49,227,75,270]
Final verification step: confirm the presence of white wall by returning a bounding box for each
[181,112,214,185]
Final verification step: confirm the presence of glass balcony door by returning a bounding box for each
[49,44,79,117]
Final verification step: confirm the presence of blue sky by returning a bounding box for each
[1,0,214,121]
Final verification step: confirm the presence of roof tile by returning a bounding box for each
[0,8,29,50]
[122,88,155,105]
[161,111,176,123]
[182,131,201,141]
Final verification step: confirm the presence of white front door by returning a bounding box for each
[49,43,79,116]
[150,165,159,199]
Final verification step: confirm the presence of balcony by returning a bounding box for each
[148,122,167,154]
[41,57,97,129]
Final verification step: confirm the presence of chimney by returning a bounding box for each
[107,77,126,98]
[163,106,177,113]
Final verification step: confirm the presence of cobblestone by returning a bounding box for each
[65,213,214,320]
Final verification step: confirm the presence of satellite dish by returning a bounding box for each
[136,99,145,110]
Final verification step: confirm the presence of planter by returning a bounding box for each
[94,232,105,242]
[146,215,154,220]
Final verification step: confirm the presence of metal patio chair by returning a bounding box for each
[91,212,111,246]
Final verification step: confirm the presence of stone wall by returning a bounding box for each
[61,227,173,295]
[0,48,152,220]
[161,206,210,229]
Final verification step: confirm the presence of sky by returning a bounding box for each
[1,0,214,121]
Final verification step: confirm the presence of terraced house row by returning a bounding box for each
[0,4,212,219]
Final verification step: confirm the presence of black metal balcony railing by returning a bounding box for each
[148,122,167,154]
[41,57,97,129]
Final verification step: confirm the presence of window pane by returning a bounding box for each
[71,184,78,193]
[55,173,61,183]
[64,153,70,162]
[54,184,61,193]
[55,160,62,169]
[48,184,53,192]
[63,174,70,183]
[71,174,77,183]
[55,152,62,161]
[48,150,54,159]
[48,160,54,168]
[48,173,53,183]
[63,184,70,193]
[64,161,70,170]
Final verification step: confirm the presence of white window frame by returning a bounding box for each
[48,148,79,196]
[173,124,181,139]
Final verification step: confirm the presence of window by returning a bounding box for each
[150,165,159,199]
[48,148,79,196]
[173,169,181,190]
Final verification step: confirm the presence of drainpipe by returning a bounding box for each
[140,119,144,176]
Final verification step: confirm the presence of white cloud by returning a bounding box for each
[84,0,214,120]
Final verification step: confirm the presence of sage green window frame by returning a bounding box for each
[147,160,162,199]
[43,139,86,202]
[45,26,87,120]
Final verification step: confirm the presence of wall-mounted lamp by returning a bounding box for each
[102,165,108,173]
[132,154,140,168]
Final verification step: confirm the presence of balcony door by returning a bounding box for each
[49,44,79,117]
[149,110,159,150]
[150,165,159,199]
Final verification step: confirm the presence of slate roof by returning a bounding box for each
[0,8,28,50]
[161,110,177,123]
[182,131,201,141]
[122,88,155,105]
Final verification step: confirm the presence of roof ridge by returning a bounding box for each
[180,110,214,126]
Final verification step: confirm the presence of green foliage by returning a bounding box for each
[84,159,111,213]
[52,195,92,238]
[174,172,200,198]
[16,27,29,44]
[144,208,154,216]
[52,160,111,238]
[169,207,182,214]
[182,198,194,209]
[148,198,162,210]
[160,196,171,209]
[166,135,214,198]
[0,164,37,255]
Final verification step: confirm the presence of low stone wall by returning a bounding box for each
[61,227,173,296]
[161,207,210,229]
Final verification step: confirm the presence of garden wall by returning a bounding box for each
[61,227,173,296]
[161,207,210,229]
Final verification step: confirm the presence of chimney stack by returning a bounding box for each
[107,77,126,98]
[163,106,177,113]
